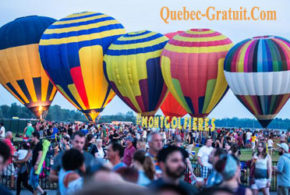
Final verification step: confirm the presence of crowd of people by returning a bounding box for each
[0,121,289,195]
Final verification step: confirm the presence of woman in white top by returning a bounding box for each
[267,136,273,156]
[96,139,105,159]
[251,142,272,195]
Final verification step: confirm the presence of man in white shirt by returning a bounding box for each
[246,130,252,146]
[0,123,5,139]
[197,138,213,178]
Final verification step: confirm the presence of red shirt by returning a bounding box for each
[3,138,15,164]
[123,145,136,166]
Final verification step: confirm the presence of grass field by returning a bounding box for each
[190,147,280,162]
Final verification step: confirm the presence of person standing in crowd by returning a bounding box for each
[147,132,164,177]
[23,122,34,138]
[216,155,252,195]
[275,143,290,195]
[0,123,5,139]
[14,142,33,195]
[85,134,98,157]
[267,136,274,156]
[123,136,136,166]
[29,132,46,195]
[96,139,105,159]
[251,142,272,195]
[197,138,214,179]
[148,145,198,195]
[3,131,15,189]
[206,148,227,188]
[173,135,196,182]
[251,133,257,151]
[107,142,126,171]
[49,132,95,183]
[0,140,12,195]
[133,150,155,186]
[59,149,85,195]
[246,130,252,148]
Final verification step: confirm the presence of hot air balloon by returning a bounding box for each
[39,12,126,121]
[104,30,168,116]
[0,16,57,119]
[224,36,290,128]
[161,29,233,117]
[160,31,187,119]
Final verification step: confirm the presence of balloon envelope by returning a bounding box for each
[39,12,126,121]
[161,31,187,118]
[0,16,57,119]
[104,30,168,116]
[161,29,233,117]
[224,35,290,128]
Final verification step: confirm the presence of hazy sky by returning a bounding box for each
[0,0,289,119]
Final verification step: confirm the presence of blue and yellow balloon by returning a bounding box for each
[0,16,57,119]
[39,12,126,121]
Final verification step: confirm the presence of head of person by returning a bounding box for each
[115,167,139,183]
[174,135,182,147]
[205,137,213,147]
[197,187,234,195]
[136,139,146,150]
[209,148,227,166]
[62,148,85,173]
[215,154,240,182]
[0,123,3,127]
[86,133,95,145]
[224,142,232,151]
[31,131,40,144]
[96,139,102,148]
[157,145,186,180]
[71,131,85,152]
[0,141,10,171]
[148,132,163,153]
[230,144,241,158]
[257,142,267,158]
[125,136,134,147]
[5,131,12,140]
[107,142,124,162]
[277,143,289,155]
[155,183,189,195]
[133,150,155,180]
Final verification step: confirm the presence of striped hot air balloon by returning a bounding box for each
[224,36,290,128]
[104,30,168,116]
[161,29,233,117]
[160,31,187,119]
[39,12,126,121]
[0,16,57,119]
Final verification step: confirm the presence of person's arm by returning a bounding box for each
[49,153,61,182]
[267,155,272,187]
[23,127,27,135]
[15,150,32,164]
[49,169,59,182]
[245,188,253,195]
[276,157,284,174]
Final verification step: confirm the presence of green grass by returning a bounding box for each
[190,147,279,162]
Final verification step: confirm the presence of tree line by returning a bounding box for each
[0,103,288,129]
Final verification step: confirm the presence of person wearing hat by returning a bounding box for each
[275,143,290,195]
[123,136,136,166]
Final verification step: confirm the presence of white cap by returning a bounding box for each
[277,143,289,153]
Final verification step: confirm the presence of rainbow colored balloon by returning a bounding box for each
[39,12,126,121]
[104,30,168,116]
[224,36,290,128]
[0,16,57,119]
[161,29,233,117]
[161,31,187,119]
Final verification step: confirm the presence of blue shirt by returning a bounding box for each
[113,162,126,171]
[277,153,290,187]
[137,170,151,186]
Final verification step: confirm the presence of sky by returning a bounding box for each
[0,0,289,119]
